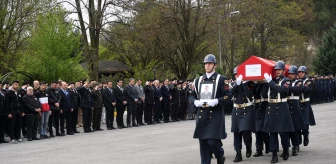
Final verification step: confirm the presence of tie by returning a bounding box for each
[109,88,112,93]
[64,90,68,96]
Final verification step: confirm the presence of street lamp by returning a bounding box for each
[153,67,156,80]
[218,11,240,68]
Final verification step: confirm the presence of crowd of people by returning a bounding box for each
[0,78,198,144]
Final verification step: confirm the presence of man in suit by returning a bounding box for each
[125,78,138,127]
[115,79,127,129]
[6,81,24,144]
[153,80,163,124]
[77,80,94,133]
[170,80,180,122]
[144,80,154,125]
[135,79,145,126]
[47,81,61,137]
[200,85,212,99]
[67,82,80,133]
[59,81,73,135]
[102,81,116,130]
[161,79,172,123]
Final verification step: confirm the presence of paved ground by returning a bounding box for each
[0,102,336,164]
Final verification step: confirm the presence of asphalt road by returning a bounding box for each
[0,102,336,164]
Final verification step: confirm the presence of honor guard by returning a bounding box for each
[231,67,255,162]
[263,61,295,163]
[297,66,316,147]
[286,66,307,156]
[189,54,231,164]
[253,80,270,157]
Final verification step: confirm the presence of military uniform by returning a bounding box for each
[253,82,270,156]
[287,79,307,153]
[299,77,316,146]
[77,86,93,133]
[190,72,231,164]
[231,80,255,160]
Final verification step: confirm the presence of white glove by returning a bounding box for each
[236,75,243,85]
[194,100,203,107]
[207,99,218,107]
[264,73,272,83]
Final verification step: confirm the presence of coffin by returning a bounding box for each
[237,56,289,81]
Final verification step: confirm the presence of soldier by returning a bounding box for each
[297,66,316,147]
[231,67,255,162]
[91,82,104,131]
[68,82,81,133]
[287,66,307,156]
[189,54,230,164]
[263,61,295,163]
[77,80,94,133]
[253,75,270,157]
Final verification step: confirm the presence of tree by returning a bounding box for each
[18,7,87,82]
[313,24,336,75]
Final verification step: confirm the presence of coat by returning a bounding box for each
[59,89,72,111]
[125,85,138,105]
[144,85,154,105]
[92,90,104,109]
[77,86,93,109]
[102,88,116,108]
[288,79,307,130]
[134,84,145,104]
[231,81,255,133]
[22,94,41,115]
[299,77,316,126]
[189,72,231,139]
[263,76,295,133]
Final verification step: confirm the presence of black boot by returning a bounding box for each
[265,147,270,154]
[283,147,289,160]
[217,156,225,164]
[292,146,298,156]
[304,135,309,146]
[270,152,278,163]
[246,147,252,158]
[253,150,263,157]
[233,150,242,162]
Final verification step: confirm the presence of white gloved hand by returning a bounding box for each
[207,99,218,107]
[264,73,272,83]
[194,100,203,107]
[236,75,243,85]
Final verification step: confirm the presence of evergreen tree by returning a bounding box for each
[313,24,336,75]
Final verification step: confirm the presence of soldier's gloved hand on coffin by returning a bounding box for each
[207,99,218,107]
[194,100,203,107]
[236,75,243,85]
[264,73,272,83]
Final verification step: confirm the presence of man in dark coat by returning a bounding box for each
[263,61,295,163]
[287,66,307,156]
[77,80,94,133]
[161,79,172,123]
[67,82,80,133]
[102,81,116,130]
[153,80,163,124]
[92,82,104,131]
[189,54,230,164]
[144,80,154,125]
[179,82,188,120]
[47,81,61,137]
[125,78,138,127]
[59,81,73,135]
[230,71,255,162]
[0,83,9,143]
[170,80,180,122]
[114,80,127,129]
[298,66,316,147]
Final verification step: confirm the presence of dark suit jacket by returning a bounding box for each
[67,88,80,110]
[0,92,6,115]
[154,86,162,106]
[102,88,116,108]
[114,86,126,107]
[144,85,154,104]
[92,90,103,109]
[5,90,23,114]
[161,85,171,102]
[59,89,72,111]
[46,87,61,110]
[22,94,41,115]
[125,85,138,104]
[77,86,93,109]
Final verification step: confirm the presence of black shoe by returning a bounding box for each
[97,128,104,131]
[28,138,33,141]
[111,126,117,129]
[164,121,168,123]
[118,126,123,129]
[217,156,225,164]
[44,135,50,139]
[265,148,270,154]
[283,148,289,160]
[107,128,112,130]
[40,136,45,139]
[292,146,298,156]
[56,133,63,137]
[132,124,138,127]
[246,148,252,158]
[271,152,278,163]
[303,136,309,146]
[233,151,242,162]
[49,134,55,138]
[84,130,90,133]
[89,129,94,132]
[127,125,132,128]
[253,151,263,157]
[67,132,74,135]
[33,137,41,140]
[0,139,9,143]
[74,131,80,133]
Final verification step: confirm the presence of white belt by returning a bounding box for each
[287,96,300,100]
[269,98,287,103]
[234,102,253,108]
[300,98,310,103]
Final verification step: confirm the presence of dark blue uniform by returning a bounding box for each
[299,77,316,146]
[263,76,295,152]
[231,81,255,153]
[328,78,334,102]
[287,79,307,148]
[253,82,270,154]
[189,73,231,164]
